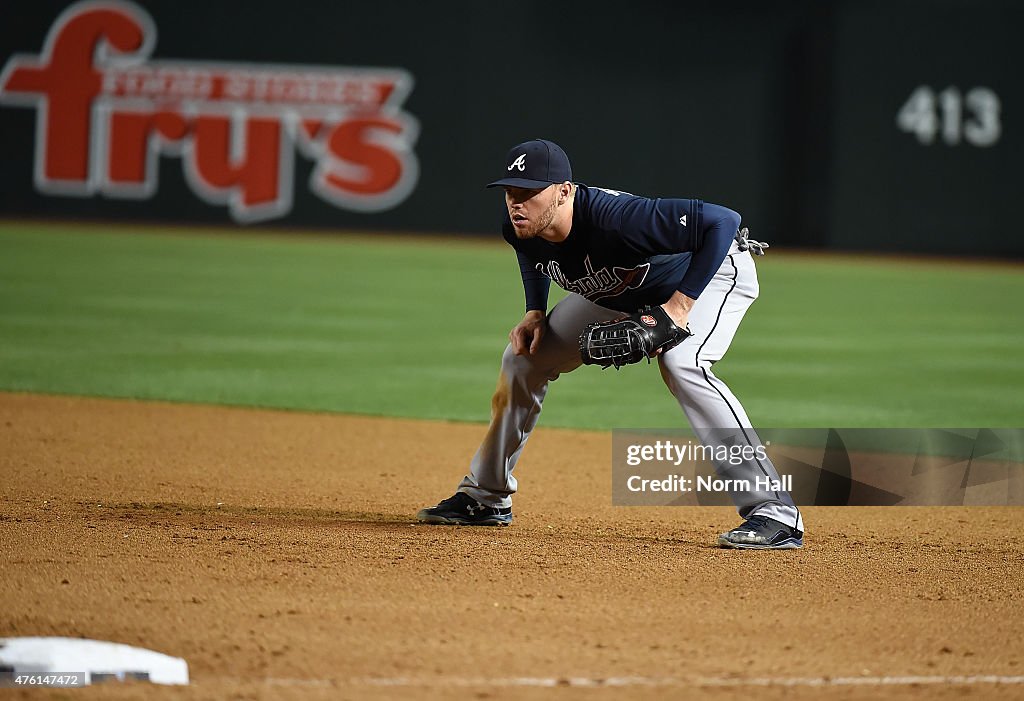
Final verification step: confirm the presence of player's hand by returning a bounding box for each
[659,292,696,352]
[509,310,547,355]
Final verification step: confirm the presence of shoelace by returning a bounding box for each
[735,227,769,256]
[737,515,770,531]
[438,493,471,508]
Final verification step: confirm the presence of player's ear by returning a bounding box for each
[557,181,572,204]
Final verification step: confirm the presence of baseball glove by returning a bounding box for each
[579,305,691,369]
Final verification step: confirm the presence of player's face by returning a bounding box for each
[505,185,559,239]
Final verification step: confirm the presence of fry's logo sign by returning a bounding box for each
[0,1,419,222]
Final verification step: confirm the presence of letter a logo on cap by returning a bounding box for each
[508,154,526,172]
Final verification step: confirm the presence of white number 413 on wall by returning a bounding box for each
[897,86,1001,147]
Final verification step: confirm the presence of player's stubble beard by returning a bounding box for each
[513,189,559,240]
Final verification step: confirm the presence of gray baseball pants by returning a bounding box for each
[457,241,803,531]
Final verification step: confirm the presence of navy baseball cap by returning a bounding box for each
[486,139,572,189]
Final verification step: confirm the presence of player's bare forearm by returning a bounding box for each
[661,291,695,328]
[509,309,547,355]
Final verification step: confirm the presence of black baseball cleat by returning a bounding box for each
[416,492,512,527]
[718,515,803,550]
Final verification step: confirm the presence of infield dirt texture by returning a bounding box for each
[1,224,1023,699]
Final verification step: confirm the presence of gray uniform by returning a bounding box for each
[457,239,804,532]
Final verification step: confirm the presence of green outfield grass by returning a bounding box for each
[0,221,1021,429]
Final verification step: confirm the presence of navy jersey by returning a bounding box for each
[502,184,741,314]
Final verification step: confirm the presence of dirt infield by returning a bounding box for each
[2,392,1022,700]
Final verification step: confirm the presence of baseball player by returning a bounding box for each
[417,139,803,549]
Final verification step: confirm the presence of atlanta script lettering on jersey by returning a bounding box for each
[0,1,419,222]
[536,255,650,302]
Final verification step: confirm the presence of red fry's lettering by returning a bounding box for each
[107,110,188,186]
[0,4,150,189]
[186,113,291,221]
[0,0,419,221]
[301,119,324,140]
[324,116,404,195]
[309,114,419,212]
[192,114,280,202]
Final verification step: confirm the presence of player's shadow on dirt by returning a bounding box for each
[80,500,414,527]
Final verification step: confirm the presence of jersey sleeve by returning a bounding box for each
[517,250,551,312]
[503,220,551,312]
[613,196,739,299]
[675,203,740,298]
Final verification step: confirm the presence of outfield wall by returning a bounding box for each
[0,0,1021,257]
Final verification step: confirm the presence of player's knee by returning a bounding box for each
[501,343,542,379]
[501,343,523,370]
[501,342,568,385]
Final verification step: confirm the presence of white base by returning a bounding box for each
[0,637,189,686]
